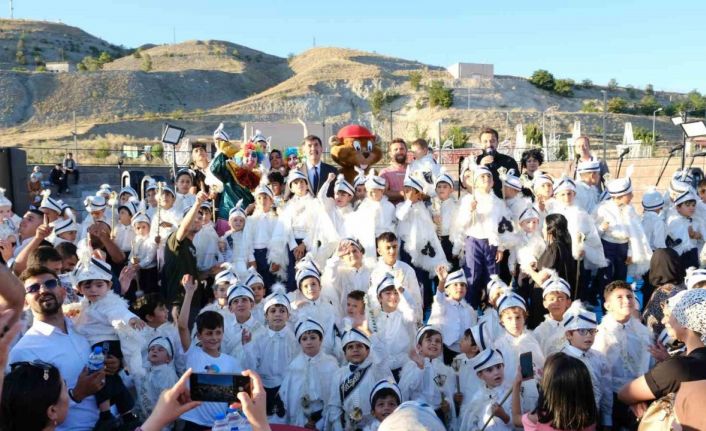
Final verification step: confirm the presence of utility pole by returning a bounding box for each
[173,27,176,45]
[682,111,688,170]
[9,0,13,19]
[601,90,607,160]
[72,111,78,154]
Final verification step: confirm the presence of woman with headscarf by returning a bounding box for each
[642,248,686,337]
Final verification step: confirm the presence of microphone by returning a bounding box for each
[669,144,685,154]
[618,147,630,158]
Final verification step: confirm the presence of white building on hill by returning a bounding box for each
[447,62,494,79]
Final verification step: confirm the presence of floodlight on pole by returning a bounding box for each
[161,123,186,183]
[652,107,663,144]
[601,90,607,160]
[672,116,684,126]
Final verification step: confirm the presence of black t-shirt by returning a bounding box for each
[475,151,520,198]
[644,347,706,398]
[162,232,198,306]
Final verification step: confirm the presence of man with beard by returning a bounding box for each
[475,127,519,199]
[163,191,213,327]
[13,208,44,258]
[9,266,117,430]
[300,134,338,196]
[381,138,409,205]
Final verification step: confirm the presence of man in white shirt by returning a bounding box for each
[10,266,115,431]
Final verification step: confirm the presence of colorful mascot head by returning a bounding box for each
[329,125,383,184]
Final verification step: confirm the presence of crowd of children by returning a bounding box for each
[4,125,706,431]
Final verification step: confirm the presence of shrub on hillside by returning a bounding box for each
[638,95,661,115]
[529,70,555,91]
[645,84,654,95]
[446,126,469,148]
[607,78,619,91]
[581,100,600,113]
[607,97,628,113]
[141,54,152,72]
[580,79,593,89]
[427,81,453,108]
[409,71,422,91]
[525,123,544,147]
[554,79,574,97]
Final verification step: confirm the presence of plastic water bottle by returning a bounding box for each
[226,407,250,431]
[87,346,105,374]
[212,413,228,431]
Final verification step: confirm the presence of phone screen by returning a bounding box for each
[520,352,533,379]
[189,373,251,403]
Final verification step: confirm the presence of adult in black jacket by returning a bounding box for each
[475,127,520,199]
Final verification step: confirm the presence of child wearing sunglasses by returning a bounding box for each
[560,301,612,429]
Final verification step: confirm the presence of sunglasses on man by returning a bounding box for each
[24,278,60,294]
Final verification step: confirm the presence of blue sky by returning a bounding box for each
[11,0,706,93]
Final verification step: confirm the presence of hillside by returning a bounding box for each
[0,19,126,70]
[0,20,693,150]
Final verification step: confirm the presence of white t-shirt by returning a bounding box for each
[180,346,242,426]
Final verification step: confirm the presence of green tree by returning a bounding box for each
[607,97,628,113]
[607,78,619,91]
[687,90,706,116]
[427,81,453,108]
[580,79,593,89]
[529,69,555,91]
[554,79,574,97]
[638,95,661,115]
[132,48,142,59]
[626,85,637,99]
[141,53,152,72]
[368,90,399,117]
[663,103,677,117]
[581,100,600,113]
[524,123,544,147]
[446,126,469,148]
[15,37,26,65]
[79,56,102,71]
[633,126,660,147]
[409,71,423,91]
[645,83,654,95]
[97,51,113,65]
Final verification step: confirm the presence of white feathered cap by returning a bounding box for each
[532,172,553,190]
[97,184,112,195]
[148,336,174,359]
[374,272,396,296]
[263,284,291,313]
[213,122,230,142]
[487,274,509,300]
[175,168,195,180]
[553,175,576,194]
[214,262,239,286]
[365,168,386,190]
[40,190,63,214]
[473,165,492,182]
[254,176,275,199]
[158,184,175,197]
[497,290,527,314]
[119,186,138,199]
[340,327,371,350]
[469,348,504,371]
[378,401,446,431]
[118,199,140,217]
[606,165,634,197]
[500,168,522,191]
[295,254,321,288]
[294,318,325,341]
[228,199,247,219]
[251,129,268,143]
[286,168,310,187]
[459,157,476,188]
[72,251,112,286]
[52,218,77,236]
[415,324,442,345]
[433,171,454,188]
[577,160,601,173]
[674,190,697,206]
[445,269,467,287]
[673,169,694,183]
[339,237,365,253]
[370,379,402,408]
[470,321,492,350]
[685,267,706,290]
[334,174,355,196]
[642,186,664,211]
[84,195,107,213]
[131,211,151,227]
[562,300,597,331]
[541,269,571,298]
[0,188,11,207]
[353,166,367,188]
[403,173,424,193]
[227,283,255,304]
[669,178,692,197]
[240,269,261,290]
[518,204,540,223]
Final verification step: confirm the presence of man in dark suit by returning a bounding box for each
[475,127,519,198]
[299,134,338,196]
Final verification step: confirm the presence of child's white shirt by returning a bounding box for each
[140,322,185,374]
[138,362,179,421]
[290,294,342,356]
[369,259,422,319]
[459,382,513,431]
[244,208,278,253]
[280,350,339,429]
[494,329,545,414]
[428,289,477,351]
[129,234,157,269]
[399,357,456,412]
[193,221,222,272]
[454,353,482,416]
[243,325,300,388]
[432,196,459,236]
[321,255,374,316]
[395,200,449,274]
[532,315,566,358]
[642,210,667,250]
[593,314,652,393]
[666,212,704,255]
[222,229,252,277]
[354,197,397,260]
[550,202,608,270]
[150,206,182,240]
[373,296,417,371]
[512,230,546,273]
[452,191,511,256]
[561,343,614,426]
[114,223,135,253]
[222,313,265,362]
[575,180,599,215]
